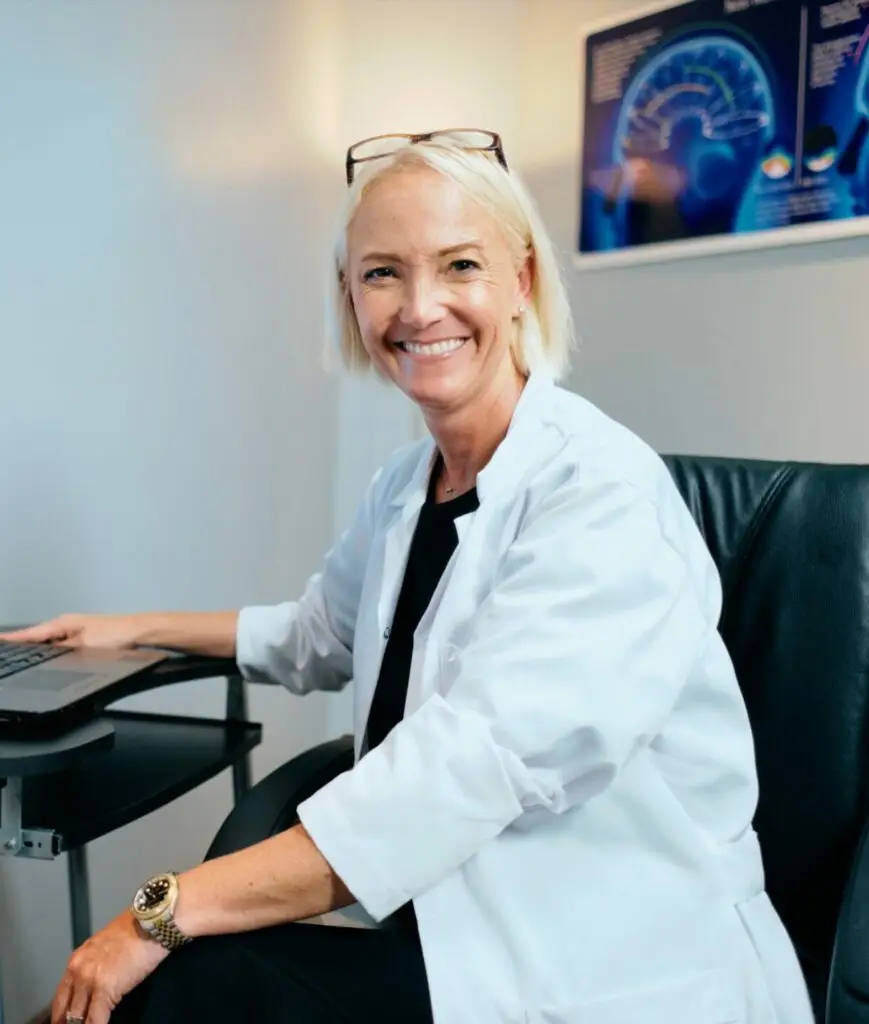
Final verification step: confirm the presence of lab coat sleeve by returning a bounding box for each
[235,466,382,694]
[297,470,718,920]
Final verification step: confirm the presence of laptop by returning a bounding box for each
[0,637,169,730]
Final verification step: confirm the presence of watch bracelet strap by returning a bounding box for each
[151,916,192,951]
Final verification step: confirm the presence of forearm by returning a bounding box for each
[173,824,354,936]
[134,611,240,659]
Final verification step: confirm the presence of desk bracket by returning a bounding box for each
[0,778,59,860]
[226,674,252,804]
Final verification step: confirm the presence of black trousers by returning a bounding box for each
[112,921,434,1023]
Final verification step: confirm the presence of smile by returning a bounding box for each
[395,338,469,357]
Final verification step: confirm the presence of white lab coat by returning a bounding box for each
[236,374,814,1024]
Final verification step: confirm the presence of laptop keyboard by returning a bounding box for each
[0,640,71,681]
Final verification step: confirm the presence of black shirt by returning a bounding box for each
[363,462,479,935]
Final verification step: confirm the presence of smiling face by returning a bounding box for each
[345,165,531,417]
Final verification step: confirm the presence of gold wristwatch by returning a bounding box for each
[131,872,191,951]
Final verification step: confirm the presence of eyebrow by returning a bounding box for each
[358,241,485,263]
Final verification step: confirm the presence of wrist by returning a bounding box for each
[129,612,168,648]
[171,866,211,939]
[134,611,239,658]
[127,909,172,964]
[131,871,193,950]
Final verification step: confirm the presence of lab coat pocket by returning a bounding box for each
[560,969,741,1024]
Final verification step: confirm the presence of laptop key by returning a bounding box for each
[0,642,71,679]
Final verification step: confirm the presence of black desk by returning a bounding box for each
[0,654,261,1024]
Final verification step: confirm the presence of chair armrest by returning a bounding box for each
[204,735,354,860]
[827,814,869,1022]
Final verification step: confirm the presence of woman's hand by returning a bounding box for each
[51,910,168,1023]
[0,614,146,649]
[0,610,240,659]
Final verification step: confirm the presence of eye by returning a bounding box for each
[450,258,480,273]
[362,266,396,282]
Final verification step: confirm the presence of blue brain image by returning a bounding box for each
[606,33,775,245]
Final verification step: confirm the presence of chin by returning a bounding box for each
[401,377,463,410]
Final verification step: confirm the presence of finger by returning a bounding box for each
[0,623,66,644]
[50,973,74,1024]
[86,991,115,1024]
[61,981,91,1024]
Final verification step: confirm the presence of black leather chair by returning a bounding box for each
[206,455,869,1023]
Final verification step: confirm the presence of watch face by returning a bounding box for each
[134,875,172,914]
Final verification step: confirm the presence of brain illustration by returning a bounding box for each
[614,33,775,200]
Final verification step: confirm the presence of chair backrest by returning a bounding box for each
[664,455,869,1004]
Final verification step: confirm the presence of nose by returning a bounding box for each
[398,271,446,330]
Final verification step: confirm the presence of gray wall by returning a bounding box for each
[518,0,869,463]
[0,1,347,1019]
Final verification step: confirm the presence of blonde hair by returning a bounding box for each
[325,139,575,381]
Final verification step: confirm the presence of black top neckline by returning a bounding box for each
[426,454,480,517]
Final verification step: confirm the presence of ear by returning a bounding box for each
[339,267,358,322]
[514,250,534,316]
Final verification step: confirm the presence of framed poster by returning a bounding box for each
[576,0,869,268]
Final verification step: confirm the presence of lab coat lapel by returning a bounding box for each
[473,372,555,503]
[401,373,557,718]
[402,506,477,717]
[376,439,436,635]
[355,440,435,758]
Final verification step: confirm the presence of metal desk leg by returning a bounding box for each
[225,674,251,806]
[67,846,92,948]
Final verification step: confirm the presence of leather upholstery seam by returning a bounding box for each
[720,465,795,619]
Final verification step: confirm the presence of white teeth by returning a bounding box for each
[401,338,467,356]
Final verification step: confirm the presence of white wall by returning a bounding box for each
[517,0,869,463]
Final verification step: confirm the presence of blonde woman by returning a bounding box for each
[9,131,812,1024]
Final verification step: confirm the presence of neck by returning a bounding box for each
[424,365,527,495]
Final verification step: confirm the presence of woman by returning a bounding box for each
[6,131,812,1024]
